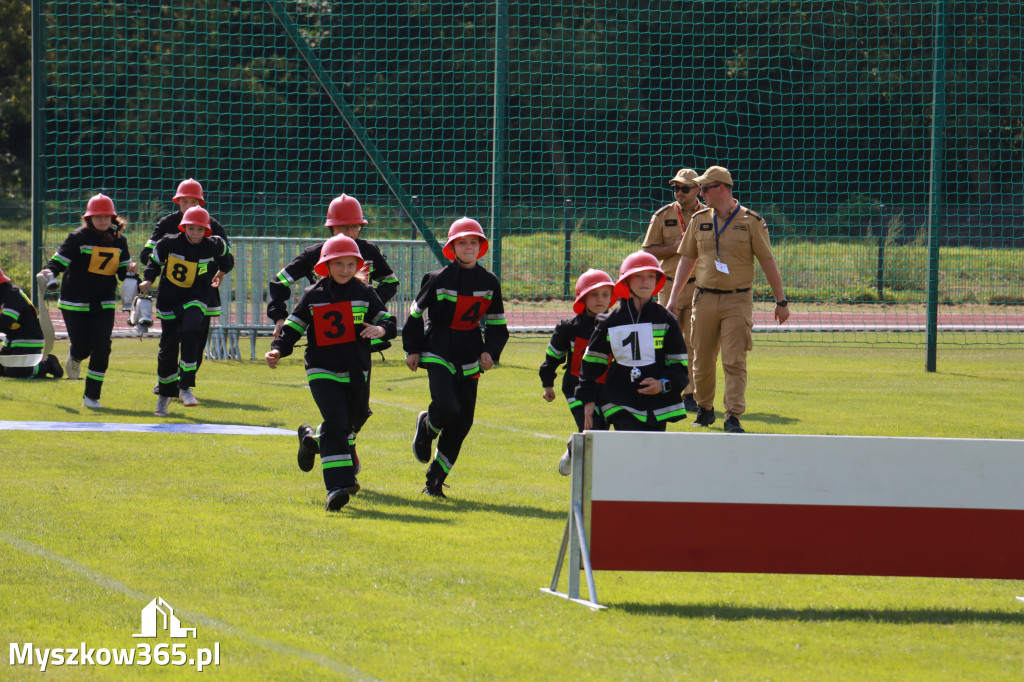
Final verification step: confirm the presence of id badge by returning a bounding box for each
[714,260,730,274]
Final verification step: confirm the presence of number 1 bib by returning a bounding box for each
[607,323,655,367]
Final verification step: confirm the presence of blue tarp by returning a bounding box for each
[0,421,293,436]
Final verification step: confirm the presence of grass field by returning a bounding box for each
[2,336,1024,680]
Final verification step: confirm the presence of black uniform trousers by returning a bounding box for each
[309,378,363,492]
[157,305,205,397]
[606,409,668,433]
[0,363,43,379]
[63,305,115,400]
[424,363,479,485]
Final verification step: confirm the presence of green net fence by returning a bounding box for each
[33,0,1024,346]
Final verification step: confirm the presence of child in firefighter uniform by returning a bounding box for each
[140,206,233,415]
[140,178,231,396]
[265,234,396,511]
[266,194,399,352]
[539,269,616,475]
[403,217,509,498]
[38,194,135,407]
[0,268,63,379]
[577,252,688,432]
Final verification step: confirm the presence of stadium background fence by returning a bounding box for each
[24,0,1024,354]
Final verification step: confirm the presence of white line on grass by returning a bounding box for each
[0,532,380,681]
[371,398,563,441]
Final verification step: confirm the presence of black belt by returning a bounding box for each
[696,286,750,295]
[687,277,696,284]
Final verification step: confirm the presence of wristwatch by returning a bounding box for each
[661,379,672,394]
[776,299,788,307]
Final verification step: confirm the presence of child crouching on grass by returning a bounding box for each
[402,217,508,499]
[539,269,616,475]
[0,267,63,379]
[266,234,396,512]
[576,251,688,432]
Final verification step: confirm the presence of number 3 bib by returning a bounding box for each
[607,323,655,367]
[311,301,364,346]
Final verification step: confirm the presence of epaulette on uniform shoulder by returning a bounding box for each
[745,208,764,221]
[654,203,675,216]
[692,207,712,217]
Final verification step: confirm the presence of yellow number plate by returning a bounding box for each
[87,247,120,276]
[165,255,198,288]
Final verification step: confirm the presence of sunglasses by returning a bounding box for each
[700,183,723,191]
[671,185,694,192]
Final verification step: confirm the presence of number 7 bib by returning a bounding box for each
[607,323,655,367]
[87,246,120,276]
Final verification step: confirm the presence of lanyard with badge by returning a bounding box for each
[713,204,740,275]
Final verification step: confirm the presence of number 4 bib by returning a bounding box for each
[450,295,490,331]
[608,323,656,367]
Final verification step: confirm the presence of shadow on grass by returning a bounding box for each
[745,411,800,427]
[356,488,564,520]
[308,491,449,524]
[177,397,271,412]
[49,402,293,429]
[54,404,142,419]
[609,601,1024,624]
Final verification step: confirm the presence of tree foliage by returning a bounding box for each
[0,0,1020,241]
[0,0,31,191]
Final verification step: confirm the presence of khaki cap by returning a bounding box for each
[668,168,699,187]
[694,165,733,186]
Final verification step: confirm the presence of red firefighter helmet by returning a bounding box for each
[572,269,617,315]
[324,194,368,228]
[178,206,213,237]
[442,217,489,260]
[314,234,365,277]
[614,251,666,299]
[0,266,9,285]
[173,178,206,206]
[83,193,117,218]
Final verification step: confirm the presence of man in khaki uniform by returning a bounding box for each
[667,166,790,433]
[642,168,704,412]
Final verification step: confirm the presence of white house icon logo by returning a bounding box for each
[132,597,197,639]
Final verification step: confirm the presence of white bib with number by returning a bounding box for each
[608,323,655,368]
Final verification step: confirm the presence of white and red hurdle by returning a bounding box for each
[542,431,1024,610]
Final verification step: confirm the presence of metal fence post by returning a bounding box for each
[30,0,46,306]
[925,0,949,372]
[563,199,575,298]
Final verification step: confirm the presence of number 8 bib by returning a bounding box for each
[607,323,655,367]
[165,254,198,288]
